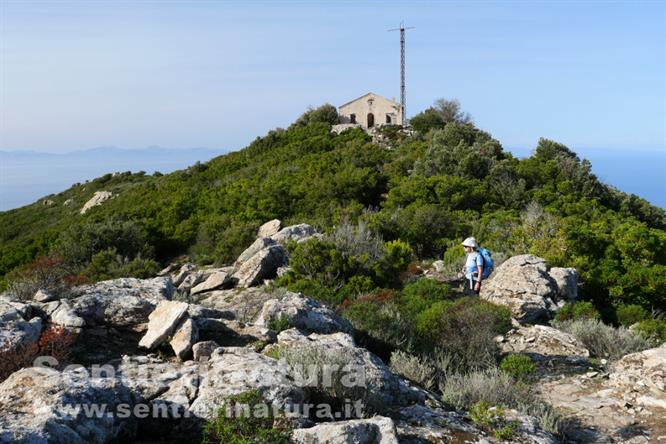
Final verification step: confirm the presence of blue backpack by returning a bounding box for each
[478,247,494,279]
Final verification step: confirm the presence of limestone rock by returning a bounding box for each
[80,190,112,214]
[172,263,196,286]
[50,300,86,328]
[198,287,280,322]
[480,254,557,323]
[138,301,189,349]
[192,340,220,361]
[234,237,277,268]
[188,347,306,419]
[277,329,424,412]
[190,271,234,295]
[500,325,589,359]
[270,223,317,244]
[257,292,352,334]
[33,289,57,303]
[67,277,174,328]
[610,343,666,409]
[0,367,138,443]
[291,416,399,444]
[0,316,42,355]
[170,317,199,360]
[177,270,210,294]
[257,219,282,238]
[548,267,578,301]
[234,245,287,287]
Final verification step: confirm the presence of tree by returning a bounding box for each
[433,98,473,125]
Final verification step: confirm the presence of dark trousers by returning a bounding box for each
[464,278,481,296]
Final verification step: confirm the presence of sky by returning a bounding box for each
[0,0,665,156]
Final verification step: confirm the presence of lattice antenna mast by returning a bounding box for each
[388,22,414,125]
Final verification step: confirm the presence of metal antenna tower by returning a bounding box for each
[388,22,414,125]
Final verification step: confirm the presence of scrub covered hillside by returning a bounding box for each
[1,102,665,319]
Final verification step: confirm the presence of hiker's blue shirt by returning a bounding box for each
[465,252,483,281]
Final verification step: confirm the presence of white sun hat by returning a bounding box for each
[461,237,478,249]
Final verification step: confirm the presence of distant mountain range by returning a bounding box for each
[0,146,228,211]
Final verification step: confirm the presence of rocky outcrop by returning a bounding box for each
[548,267,578,301]
[66,277,175,328]
[498,325,590,360]
[257,219,282,238]
[234,244,287,287]
[257,292,353,334]
[0,367,138,443]
[270,223,318,244]
[80,190,112,214]
[610,343,666,409]
[169,317,199,360]
[190,270,234,295]
[292,416,399,444]
[480,255,577,324]
[138,300,189,349]
[192,340,220,361]
[33,289,57,303]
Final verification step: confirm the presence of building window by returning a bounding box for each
[386,115,392,124]
[350,114,356,124]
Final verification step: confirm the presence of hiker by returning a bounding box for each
[461,237,484,295]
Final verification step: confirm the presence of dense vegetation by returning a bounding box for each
[2,101,665,322]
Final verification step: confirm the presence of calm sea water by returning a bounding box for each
[0,146,664,212]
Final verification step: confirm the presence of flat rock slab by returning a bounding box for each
[138,301,189,349]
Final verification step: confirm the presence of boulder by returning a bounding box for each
[172,263,196,286]
[190,271,234,295]
[257,292,353,334]
[198,287,280,322]
[170,317,199,360]
[138,301,189,349]
[499,325,589,359]
[0,367,138,443]
[270,223,317,244]
[66,277,175,328]
[480,255,557,323]
[0,316,42,355]
[33,289,57,303]
[234,237,277,267]
[257,219,282,238]
[610,343,666,409]
[277,329,424,412]
[80,190,112,214]
[50,300,86,328]
[188,347,306,419]
[291,416,399,444]
[234,245,287,287]
[177,270,210,294]
[192,340,220,361]
[548,267,578,301]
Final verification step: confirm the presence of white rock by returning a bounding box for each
[79,190,112,214]
[291,416,399,444]
[190,271,233,295]
[33,289,57,303]
[234,245,287,287]
[138,301,189,349]
[257,219,282,238]
[170,317,199,360]
[257,292,352,334]
[270,223,317,244]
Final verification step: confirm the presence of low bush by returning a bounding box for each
[389,350,438,390]
[633,319,666,343]
[469,400,518,441]
[500,354,536,381]
[554,318,653,359]
[267,315,292,333]
[431,298,512,371]
[616,304,650,326]
[441,367,562,436]
[5,254,76,301]
[201,390,290,444]
[554,301,600,322]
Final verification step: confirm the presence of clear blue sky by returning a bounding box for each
[1,0,665,154]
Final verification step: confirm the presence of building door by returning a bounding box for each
[367,113,375,128]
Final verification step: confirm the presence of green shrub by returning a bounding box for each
[554,301,600,322]
[398,278,453,320]
[469,400,518,440]
[431,298,512,371]
[616,304,650,326]
[500,354,536,381]
[267,315,292,333]
[441,368,562,436]
[201,390,290,444]
[554,318,653,359]
[634,319,666,342]
[389,350,439,390]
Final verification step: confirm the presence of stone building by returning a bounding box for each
[338,92,403,128]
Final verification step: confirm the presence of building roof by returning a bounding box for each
[338,92,400,109]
